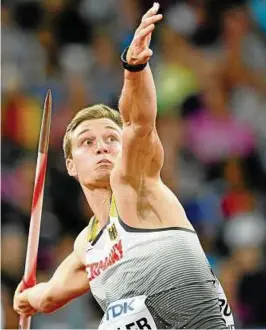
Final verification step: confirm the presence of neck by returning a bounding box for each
[82,185,112,227]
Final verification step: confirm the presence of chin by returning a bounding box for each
[83,167,112,188]
[98,172,110,182]
[95,177,110,188]
[86,173,111,188]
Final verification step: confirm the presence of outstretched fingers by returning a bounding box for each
[136,24,155,42]
[134,10,163,46]
[142,2,160,19]
[127,2,163,65]
[138,14,163,31]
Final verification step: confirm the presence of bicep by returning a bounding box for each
[48,227,90,303]
[119,124,164,180]
[50,251,89,294]
[46,252,90,311]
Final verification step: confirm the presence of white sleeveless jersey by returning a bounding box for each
[85,195,235,329]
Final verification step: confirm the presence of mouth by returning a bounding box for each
[97,159,112,165]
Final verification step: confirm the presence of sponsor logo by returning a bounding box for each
[99,296,156,330]
[86,240,123,281]
[106,299,135,321]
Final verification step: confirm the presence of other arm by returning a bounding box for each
[13,228,89,316]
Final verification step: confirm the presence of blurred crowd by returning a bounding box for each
[1,0,266,329]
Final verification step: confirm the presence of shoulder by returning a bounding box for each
[74,226,89,265]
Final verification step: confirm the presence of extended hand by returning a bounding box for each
[13,281,38,318]
[127,2,163,65]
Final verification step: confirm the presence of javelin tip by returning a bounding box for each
[39,89,52,153]
[44,89,52,111]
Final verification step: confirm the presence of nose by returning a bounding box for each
[95,140,109,154]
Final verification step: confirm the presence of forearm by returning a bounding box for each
[119,3,162,128]
[27,253,89,313]
[119,65,157,129]
[27,281,74,314]
[27,282,54,313]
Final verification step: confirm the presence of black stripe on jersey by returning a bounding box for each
[90,219,110,246]
[91,229,104,246]
[118,216,196,234]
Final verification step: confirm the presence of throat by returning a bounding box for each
[83,187,112,227]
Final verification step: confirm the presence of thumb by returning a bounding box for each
[15,281,24,295]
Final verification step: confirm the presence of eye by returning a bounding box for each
[82,139,93,146]
[106,136,118,143]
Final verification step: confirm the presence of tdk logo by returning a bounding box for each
[106,299,135,320]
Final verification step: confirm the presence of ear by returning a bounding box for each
[66,158,77,177]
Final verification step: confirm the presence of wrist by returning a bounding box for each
[27,283,49,311]
[121,47,148,72]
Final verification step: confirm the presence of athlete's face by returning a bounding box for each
[66,118,122,187]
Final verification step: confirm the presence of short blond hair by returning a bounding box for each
[63,104,122,159]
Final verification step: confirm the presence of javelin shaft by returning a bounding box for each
[19,154,47,330]
[19,90,52,330]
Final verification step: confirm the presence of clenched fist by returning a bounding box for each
[127,2,163,66]
[13,281,38,318]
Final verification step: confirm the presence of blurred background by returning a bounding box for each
[1,0,266,328]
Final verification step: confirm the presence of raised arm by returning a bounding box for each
[117,3,164,180]
[119,2,162,130]
[13,228,89,317]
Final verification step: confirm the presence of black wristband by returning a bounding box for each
[121,47,147,72]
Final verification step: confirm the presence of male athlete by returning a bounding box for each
[14,3,235,329]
